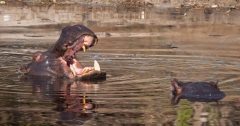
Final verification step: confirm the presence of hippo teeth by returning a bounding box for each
[70,64,76,76]
[82,45,86,52]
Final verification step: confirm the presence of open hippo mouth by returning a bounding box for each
[20,25,104,79]
[64,35,96,65]
[62,35,98,76]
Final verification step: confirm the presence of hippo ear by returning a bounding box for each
[171,78,183,95]
[32,51,43,62]
[210,81,219,89]
[171,78,180,89]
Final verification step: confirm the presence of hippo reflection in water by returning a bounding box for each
[21,25,106,80]
[171,78,226,105]
[26,76,98,125]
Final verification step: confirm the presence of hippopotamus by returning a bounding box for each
[171,78,226,105]
[21,25,106,80]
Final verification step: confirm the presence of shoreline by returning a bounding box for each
[2,0,240,9]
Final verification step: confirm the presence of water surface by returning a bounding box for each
[0,3,240,126]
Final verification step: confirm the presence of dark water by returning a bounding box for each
[0,3,240,126]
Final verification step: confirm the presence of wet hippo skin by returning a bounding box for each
[171,78,226,105]
[21,25,106,80]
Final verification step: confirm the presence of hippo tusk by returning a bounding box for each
[70,64,76,76]
[82,68,89,74]
[82,67,95,74]
[82,45,86,52]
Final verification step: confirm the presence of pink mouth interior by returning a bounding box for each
[63,35,96,75]
[65,43,83,66]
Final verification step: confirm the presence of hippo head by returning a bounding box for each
[171,78,225,105]
[171,78,219,96]
[51,25,98,66]
[20,25,104,78]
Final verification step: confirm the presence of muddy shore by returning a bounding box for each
[2,0,240,8]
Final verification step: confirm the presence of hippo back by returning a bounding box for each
[181,82,226,102]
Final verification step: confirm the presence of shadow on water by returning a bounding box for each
[0,2,240,126]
